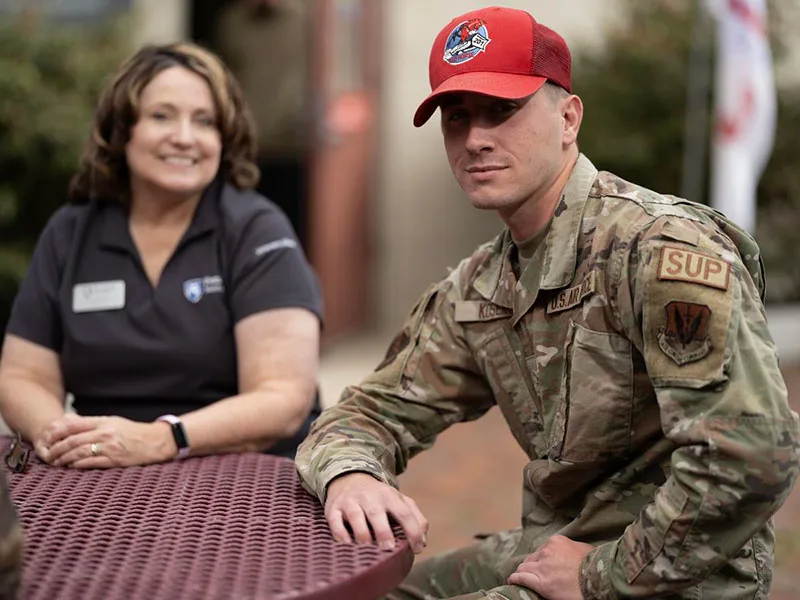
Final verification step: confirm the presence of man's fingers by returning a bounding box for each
[342,505,374,545]
[507,571,542,590]
[387,498,427,553]
[325,509,353,544]
[403,496,429,545]
[363,508,396,551]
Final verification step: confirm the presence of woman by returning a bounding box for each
[0,43,322,466]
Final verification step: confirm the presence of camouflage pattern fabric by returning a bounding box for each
[296,155,800,599]
[0,471,22,599]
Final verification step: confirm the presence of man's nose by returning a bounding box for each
[464,122,494,154]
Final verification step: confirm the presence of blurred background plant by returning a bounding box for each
[0,12,128,331]
[573,0,800,303]
[0,0,798,341]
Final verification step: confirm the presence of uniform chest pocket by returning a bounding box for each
[549,321,633,463]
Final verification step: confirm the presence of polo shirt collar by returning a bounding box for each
[98,178,223,252]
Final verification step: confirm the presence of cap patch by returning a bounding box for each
[443,18,491,65]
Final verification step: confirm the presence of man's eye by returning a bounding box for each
[446,111,467,122]
[493,101,516,114]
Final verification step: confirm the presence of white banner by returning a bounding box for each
[707,0,776,233]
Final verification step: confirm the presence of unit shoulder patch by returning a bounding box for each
[657,245,730,291]
[657,301,713,365]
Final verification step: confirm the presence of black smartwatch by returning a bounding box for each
[156,414,191,459]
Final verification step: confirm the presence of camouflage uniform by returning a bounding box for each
[0,471,22,599]
[296,155,800,599]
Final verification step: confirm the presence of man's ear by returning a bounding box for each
[561,94,583,146]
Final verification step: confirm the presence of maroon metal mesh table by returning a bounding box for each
[4,448,413,600]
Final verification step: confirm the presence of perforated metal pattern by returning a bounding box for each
[6,450,412,600]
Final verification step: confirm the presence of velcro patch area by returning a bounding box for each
[657,245,730,290]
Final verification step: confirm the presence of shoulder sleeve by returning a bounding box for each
[580,220,800,599]
[227,203,322,324]
[295,270,496,504]
[5,207,75,350]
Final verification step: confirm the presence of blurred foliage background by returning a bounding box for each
[0,13,128,329]
[0,0,797,337]
[574,0,800,302]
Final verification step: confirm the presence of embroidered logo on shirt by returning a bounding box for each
[254,238,297,257]
[657,246,730,290]
[657,301,712,365]
[546,272,596,314]
[182,276,225,304]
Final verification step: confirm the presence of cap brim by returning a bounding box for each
[413,72,548,127]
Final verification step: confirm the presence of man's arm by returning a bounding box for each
[295,275,496,548]
[580,233,800,599]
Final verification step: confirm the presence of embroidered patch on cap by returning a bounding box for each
[657,301,713,365]
[657,245,730,290]
[443,18,491,65]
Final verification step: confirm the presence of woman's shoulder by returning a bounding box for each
[216,184,293,234]
[39,203,92,246]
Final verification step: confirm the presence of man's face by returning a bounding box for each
[440,89,565,215]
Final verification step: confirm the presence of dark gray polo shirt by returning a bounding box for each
[6,181,323,431]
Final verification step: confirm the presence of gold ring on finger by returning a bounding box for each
[90,443,101,457]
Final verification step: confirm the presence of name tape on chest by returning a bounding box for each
[453,301,512,322]
[547,272,596,314]
[73,280,126,313]
[657,246,730,290]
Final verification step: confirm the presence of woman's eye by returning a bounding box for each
[195,115,215,127]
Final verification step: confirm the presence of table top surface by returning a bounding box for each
[5,448,413,600]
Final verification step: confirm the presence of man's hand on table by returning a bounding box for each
[36,415,176,468]
[324,472,429,554]
[507,534,594,600]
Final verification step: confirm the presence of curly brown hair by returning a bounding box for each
[68,42,260,203]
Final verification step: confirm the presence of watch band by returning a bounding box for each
[156,414,191,459]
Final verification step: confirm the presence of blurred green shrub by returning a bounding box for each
[573,0,800,303]
[0,14,128,331]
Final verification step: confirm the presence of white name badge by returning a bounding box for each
[72,280,126,313]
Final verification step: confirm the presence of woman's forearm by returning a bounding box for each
[0,377,66,442]
[168,386,315,457]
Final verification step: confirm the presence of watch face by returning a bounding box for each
[171,421,189,450]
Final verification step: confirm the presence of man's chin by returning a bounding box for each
[466,194,509,211]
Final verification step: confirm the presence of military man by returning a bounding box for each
[296,7,800,600]
[0,469,22,599]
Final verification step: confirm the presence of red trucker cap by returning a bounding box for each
[413,6,572,127]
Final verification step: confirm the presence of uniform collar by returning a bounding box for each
[98,178,223,253]
[473,154,599,322]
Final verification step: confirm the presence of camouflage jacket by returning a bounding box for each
[296,155,800,599]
